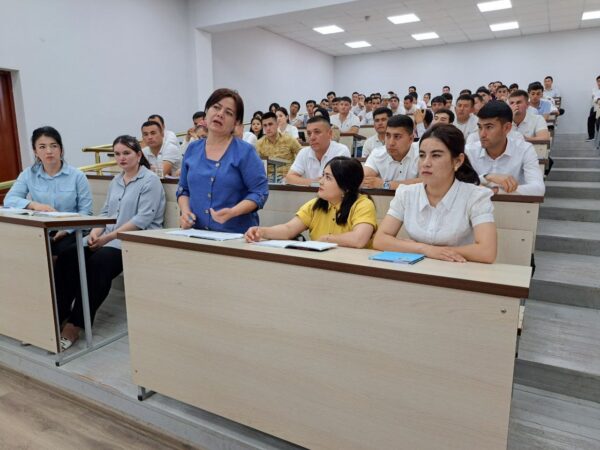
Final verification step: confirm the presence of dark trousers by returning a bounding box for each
[50,231,77,257]
[54,244,123,329]
[588,107,596,139]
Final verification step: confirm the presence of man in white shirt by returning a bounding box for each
[454,94,479,139]
[527,82,556,119]
[352,93,366,117]
[289,101,304,128]
[302,99,317,127]
[351,92,359,111]
[141,120,181,176]
[388,95,401,115]
[475,88,491,105]
[285,116,350,186]
[442,85,451,94]
[180,111,206,154]
[330,96,360,133]
[588,75,600,140]
[410,92,427,111]
[495,85,509,102]
[402,95,418,116]
[466,101,545,196]
[430,96,445,114]
[362,107,392,158]
[362,114,420,190]
[509,90,550,143]
[148,114,179,147]
[362,96,380,125]
[432,109,454,125]
[543,76,560,98]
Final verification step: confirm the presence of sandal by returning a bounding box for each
[60,337,73,351]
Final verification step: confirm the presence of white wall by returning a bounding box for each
[334,28,600,134]
[211,27,334,121]
[0,0,200,167]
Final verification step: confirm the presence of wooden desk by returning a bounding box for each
[87,177,542,266]
[120,230,530,450]
[0,213,115,358]
[262,185,543,266]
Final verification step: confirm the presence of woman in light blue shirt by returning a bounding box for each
[4,126,92,255]
[177,88,268,233]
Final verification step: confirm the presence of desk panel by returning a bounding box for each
[0,222,57,352]
[122,235,523,450]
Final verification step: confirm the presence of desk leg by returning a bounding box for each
[138,386,156,401]
[46,232,62,354]
[75,230,94,347]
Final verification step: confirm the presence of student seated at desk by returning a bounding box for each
[178,88,268,233]
[362,114,420,190]
[256,112,302,182]
[466,101,545,196]
[246,157,376,249]
[373,124,497,263]
[54,135,166,349]
[4,126,92,256]
[508,90,550,143]
[285,116,350,186]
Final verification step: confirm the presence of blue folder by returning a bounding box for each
[368,251,425,265]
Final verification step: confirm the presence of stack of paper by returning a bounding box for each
[253,240,337,252]
[167,229,244,241]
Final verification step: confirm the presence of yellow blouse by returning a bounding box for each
[295,194,377,247]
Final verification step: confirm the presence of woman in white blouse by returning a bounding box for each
[276,107,300,140]
[373,124,497,263]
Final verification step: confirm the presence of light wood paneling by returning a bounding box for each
[123,236,523,450]
[0,222,57,352]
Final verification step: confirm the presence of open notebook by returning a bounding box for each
[0,207,79,218]
[253,240,337,252]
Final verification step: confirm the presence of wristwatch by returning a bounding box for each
[383,181,391,189]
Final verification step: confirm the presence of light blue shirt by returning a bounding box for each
[532,99,553,115]
[4,163,92,215]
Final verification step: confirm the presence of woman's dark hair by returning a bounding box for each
[31,126,64,165]
[419,124,479,185]
[205,88,244,125]
[252,110,263,119]
[250,117,264,139]
[277,107,289,123]
[312,107,330,122]
[112,135,151,169]
[32,126,63,150]
[313,156,364,225]
[268,102,280,114]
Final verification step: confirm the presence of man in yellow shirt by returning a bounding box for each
[256,112,302,182]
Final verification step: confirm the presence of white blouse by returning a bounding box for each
[282,124,299,139]
[386,180,494,247]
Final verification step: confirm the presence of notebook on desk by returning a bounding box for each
[368,251,425,265]
[253,240,337,252]
[167,229,244,241]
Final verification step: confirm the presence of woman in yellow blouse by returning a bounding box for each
[245,157,376,248]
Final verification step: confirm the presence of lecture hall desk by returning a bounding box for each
[87,176,543,266]
[120,229,531,450]
[0,213,115,354]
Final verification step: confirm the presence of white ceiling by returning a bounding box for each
[258,0,600,56]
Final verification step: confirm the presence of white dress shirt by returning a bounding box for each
[142,140,182,173]
[466,129,524,145]
[386,180,495,247]
[330,113,361,132]
[364,143,419,182]
[282,124,299,139]
[362,134,385,157]
[361,111,374,126]
[513,112,548,138]
[454,114,479,139]
[243,131,257,147]
[288,141,351,180]
[465,136,545,196]
[164,129,179,147]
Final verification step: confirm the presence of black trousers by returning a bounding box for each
[54,244,123,329]
[50,231,77,257]
[588,107,596,139]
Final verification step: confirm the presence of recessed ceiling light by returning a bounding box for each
[490,21,519,31]
[412,32,439,41]
[313,25,344,35]
[582,10,600,20]
[345,41,371,48]
[388,14,420,25]
[477,0,512,13]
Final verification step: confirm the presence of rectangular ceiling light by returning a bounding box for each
[388,13,420,24]
[345,40,371,48]
[477,0,512,12]
[582,10,600,20]
[412,32,439,40]
[313,25,344,34]
[490,21,519,31]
